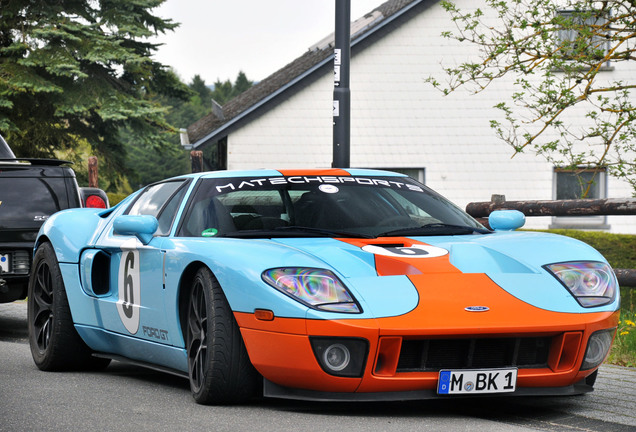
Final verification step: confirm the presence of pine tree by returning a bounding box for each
[190,74,213,102]
[233,71,253,97]
[0,0,190,168]
[210,79,234,105]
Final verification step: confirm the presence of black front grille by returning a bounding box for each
[396,337,551,372]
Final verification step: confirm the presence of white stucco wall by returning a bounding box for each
[225,1,636,233]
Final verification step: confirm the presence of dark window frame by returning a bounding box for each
[555,9,612,69]
[550,167,608,230]
[125,179,191,236]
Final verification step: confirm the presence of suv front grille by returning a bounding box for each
[12,250,30,274]
[396,337,551,372]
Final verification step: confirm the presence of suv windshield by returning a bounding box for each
[178,175,488,238]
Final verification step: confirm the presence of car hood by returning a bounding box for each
[270,231,618,316]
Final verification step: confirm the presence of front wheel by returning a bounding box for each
[28,242,110,371]
[186,267,258,404]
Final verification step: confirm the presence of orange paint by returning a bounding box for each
[240,327,362,392]
[235,312,307,335]
[235,307,617,393]
[277,169,351,177]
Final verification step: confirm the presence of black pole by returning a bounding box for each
[332,0,350,168]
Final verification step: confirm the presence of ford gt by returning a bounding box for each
[27,169,619,404]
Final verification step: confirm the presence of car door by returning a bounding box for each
[84,180,189,346]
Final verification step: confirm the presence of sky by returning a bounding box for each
[152,0,384,85]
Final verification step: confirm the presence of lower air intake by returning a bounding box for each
[396,336,551,372]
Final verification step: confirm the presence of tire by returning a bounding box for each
[28,242,110,371]
[186,267,258,404]
[0,281,27,303]
[585,369,598,387]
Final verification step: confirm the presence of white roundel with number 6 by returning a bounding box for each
[361,243,448,258]
[117,238,141,334]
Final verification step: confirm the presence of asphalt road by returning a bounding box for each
[1,300,635,432]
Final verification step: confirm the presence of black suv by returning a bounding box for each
[0,136,108,303]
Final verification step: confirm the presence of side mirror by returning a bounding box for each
[113,215,158,245]
[488,210,525,231]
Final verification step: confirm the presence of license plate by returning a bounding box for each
[0,253,9,273]
[437,368,517,394]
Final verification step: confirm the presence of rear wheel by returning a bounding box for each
[186,267,258,404]
[28,242,110,371]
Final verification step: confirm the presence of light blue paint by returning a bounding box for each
[489,210,526,231]
[113,215,158,245]
[75,325,188,372]
[423,231,619,312]
[200,169,283,179]
[162,237,418,320]
[46,171,620,370]
[488,273,619,313]
[345,168,407,177]
[449,242,536,274]
[272,238,377,278]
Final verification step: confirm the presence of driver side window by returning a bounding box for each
[127,180,188,236]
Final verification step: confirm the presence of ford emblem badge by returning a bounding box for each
[465,306,489,312]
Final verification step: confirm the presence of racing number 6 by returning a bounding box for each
[117,242,141,334]
[122,252,135,318]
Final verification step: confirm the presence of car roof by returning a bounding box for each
[174,168,409,181]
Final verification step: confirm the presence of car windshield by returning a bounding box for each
[178,175,488,238]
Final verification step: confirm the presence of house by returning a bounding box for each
[185,0,636,234]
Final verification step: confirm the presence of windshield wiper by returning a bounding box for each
[377,223,491,237]
[273,225,374,238]
[220,226,373,239]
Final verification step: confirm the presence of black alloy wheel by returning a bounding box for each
[186,267,258,404]
[28,242,110,371]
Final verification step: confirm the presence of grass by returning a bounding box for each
[543,229,636,269]
[608,288,636,367]
[107,192,128,206]
[610,312,636,367]
[538,229,636,367]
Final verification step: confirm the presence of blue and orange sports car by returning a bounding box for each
[28,169,619,404]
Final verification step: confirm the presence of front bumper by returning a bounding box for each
[262,376,595,401]
[235,307,619,399]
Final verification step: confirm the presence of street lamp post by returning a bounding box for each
[332,0,350,168]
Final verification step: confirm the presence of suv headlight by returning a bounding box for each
[262,267,361,313]
[544,261,618,307]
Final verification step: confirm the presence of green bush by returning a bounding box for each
[544,229,636,271]
[539,229,636,366]
[107,192,128,207]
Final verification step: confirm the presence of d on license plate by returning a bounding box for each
[437,368,517,395]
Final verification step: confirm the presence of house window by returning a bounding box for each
[550,168,608,229]
[201,137,228,171]
[556,10,610,66]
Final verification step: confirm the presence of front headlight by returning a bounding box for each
[262,267,361,313]
[544,261,618,307]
